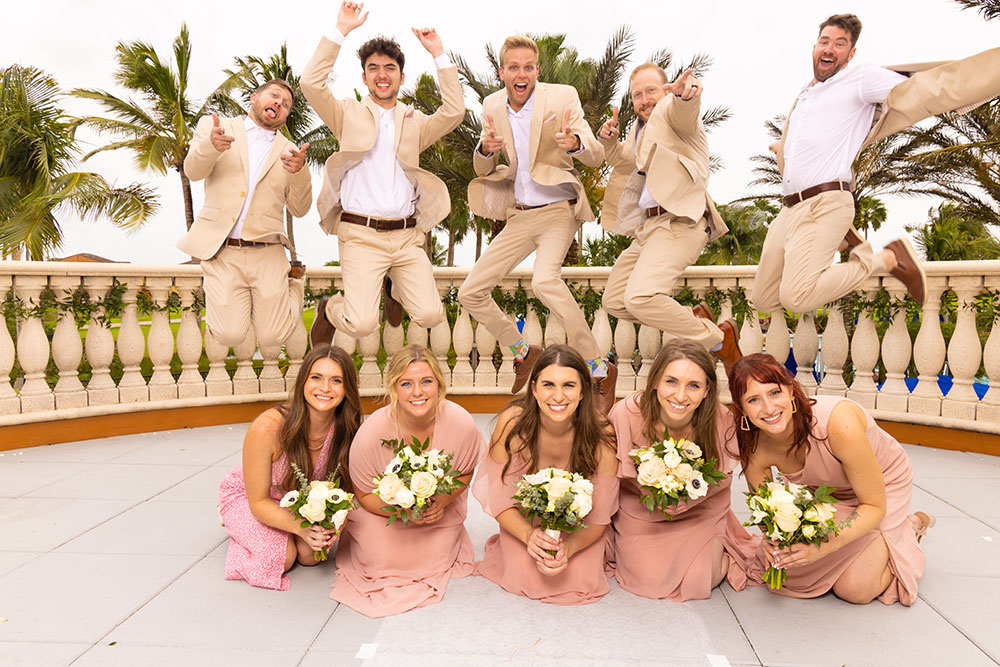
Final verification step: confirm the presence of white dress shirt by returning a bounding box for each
[507,94,577,206]
[782,63,907,195]
[229,115,278,239]
[635,123,658,210]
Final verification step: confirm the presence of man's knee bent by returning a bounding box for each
[206,322,249,349]
[408,305,445,329]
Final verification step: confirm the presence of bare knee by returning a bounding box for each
[832,578,880,605]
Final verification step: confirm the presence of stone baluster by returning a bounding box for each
[592,308,613,363]
[175,281,205,399]
[284,284,308,389]
[145,278,178,401]
[258,340,285,394]
[846,289,879,410]
[332,331,357,388]
[636,324,660,390]
[429,318,452,382]
[792,311,819,395]
[979,275,1000,423]
[543,313,566,347]
[358,329,382,390]
[116,283,149,403]
[909,278,947,416]
[203,330,233,396]
[13,276,54,412]
[763,310,790,364]
[474,321,498,390]
[82,277,119,405]
[942,278,983,420]
[713,291,734,403]
[739,310,764,355]
[0,276,19,415]
[452,309,474,388]
[383,322,404,358]
[817,302,849,396]
[231,330,259,395]
[614,319,637,393]
[523,305,543,348]
[49,277,87,409]
[876,284,913,413]
[406,320,428,349]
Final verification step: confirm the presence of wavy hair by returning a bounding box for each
[382,345,448,417]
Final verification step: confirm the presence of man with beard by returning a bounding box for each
[460,35,617,413]
[596,63,741,373]
[755,13,1000,315]
[302,1,464,346]
[180,79,311,352]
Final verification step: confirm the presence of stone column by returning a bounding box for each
[49,276,87,409]
[792,311,819,395]
[116,283,149,403]
[876,284,913,413]
[817,303,849,396]
[452,308,474,388]
[942,277,983,420]
[13,276,54,412]
[145,278,178,401]
[909,277,947,416]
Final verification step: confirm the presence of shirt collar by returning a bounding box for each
[507,92,534,117]
[245,114,277,137]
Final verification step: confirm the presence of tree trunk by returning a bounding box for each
[475,224,482,260]
[180,168,195,231]
[424,231,433,262]
[285,208,297,263]
[447,226,455,267]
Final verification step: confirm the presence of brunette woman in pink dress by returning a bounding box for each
[608,339,756,600]
[728,353,934,605]
[330,345,484,617]
[219,344,361,590]
[474,344,619,604]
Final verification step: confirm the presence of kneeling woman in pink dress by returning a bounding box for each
[219,344,361,590]
[728,353,934,605]
[474,344,619,604]
[608,339,756,600]
[331,345,485,617]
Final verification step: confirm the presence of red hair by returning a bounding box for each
[725,353,817,471]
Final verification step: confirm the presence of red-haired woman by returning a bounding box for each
[728,353,933,605]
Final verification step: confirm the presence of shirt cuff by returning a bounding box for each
[327,30,346,45]
[568,134,584,155]
[434,52,452,69]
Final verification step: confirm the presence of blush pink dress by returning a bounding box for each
[473,448,620,605]
[330,400,485,618]
[607,394,756,600]
[746,396,926,605]
[218,417,334,591]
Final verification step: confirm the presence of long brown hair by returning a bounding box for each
[278,344,361,493]
[500,344,615,480]
[726,353,817,472]
[639,339,720,462]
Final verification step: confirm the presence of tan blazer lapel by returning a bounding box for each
[528,83,545,169]
[492,94,516,172]
[233,119,249,186]
[393,102,406,155]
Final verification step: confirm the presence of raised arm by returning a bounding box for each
[411,27,465,150]
[597,106,631,168]
[183,114,231,182]
[474,111,504,176]
[558,91,603,167]
[655,69,707,149]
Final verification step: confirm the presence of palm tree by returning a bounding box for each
[952,0,1000,20]
[908,202,1000,260]
[72,24,234,231]
[696,199,773,265]
[0,65,157,260]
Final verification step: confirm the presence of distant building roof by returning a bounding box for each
[51,253,127,263]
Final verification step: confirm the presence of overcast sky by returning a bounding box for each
[3,0,998,266]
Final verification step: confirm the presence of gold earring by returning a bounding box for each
[740,415,750,431]
[791,396,797,414]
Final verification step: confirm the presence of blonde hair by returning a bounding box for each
[499,35,539,66]
[629,62,668,85]
[383,345,448,415]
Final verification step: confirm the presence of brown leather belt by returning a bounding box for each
[514,197,577,211]
[225,238,275,248]
[341,211,416,231]
[644,206,668,219]
[782,180,852,208]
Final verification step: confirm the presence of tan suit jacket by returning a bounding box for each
[774,47,1000,182]
[178,115,311,261]
[599,94,727,240]
[300,37,465,235]
[468,82,603,222]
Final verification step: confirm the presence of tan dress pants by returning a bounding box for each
[458,201,600,360]
[201,244,303,349]
[602,212,723,348]
[752,191,878,314]
[326,223,444,338]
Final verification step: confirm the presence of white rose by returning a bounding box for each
[673,462,695,483]
[545,476,574,501]
[308,480,334,502]
[637,448,655,462]
[662,450,682,468]
[523,470,550,486]
[637,457,668,487]
[679,440,702,460]
[410,471,439,499]
[815,503,836,522]
[685,472,708,499]
[279,490,299,508]
[299,498,327,523]
[767,487,796,509]
[376,473,404,501]
[572,491,593,518]
[393,487,416,509]
[571,478,594,496]
[332,509,349,531]
[385,456,403,474]
[773,501,803,534]
[801,524,816,539]
[426,448,441,458]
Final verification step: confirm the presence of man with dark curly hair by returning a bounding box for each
[302,1,464,346]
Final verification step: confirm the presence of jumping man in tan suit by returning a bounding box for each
[756,14,1000,315]
[597,63,741,372]
[180,79,311,351]
[459,35,617,413]
[302,1,464,346]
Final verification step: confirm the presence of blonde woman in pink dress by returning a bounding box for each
[728,353,934,605]
[219,344,361,590]
[609,339,756,600]
[474,344,619,604]
[330,345,485,617]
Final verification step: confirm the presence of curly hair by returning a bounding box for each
[357,36,405,71]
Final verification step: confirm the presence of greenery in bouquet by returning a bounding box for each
[372,436,465,526]
[278,463,355,561]
[629,435,725,517]
[513,467,594,537]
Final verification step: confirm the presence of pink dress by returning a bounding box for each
[608,394,756,600]
[473,448,620,605]
[218,418,334,591]
[746,396,925,605]
[330,400,485,618]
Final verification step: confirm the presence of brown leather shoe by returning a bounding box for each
[383,275,403,328]
[838,226,865,252]
[692,301,715,322]
[511,344,542,394]
[310,296,336,347]
[885,237,926,304]
[592,362,618,415]
[712,319,742,375]
[288,261,305,280]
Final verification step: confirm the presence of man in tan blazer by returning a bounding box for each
[756,13,1000,315]
[460,35,617,412]
[180,79,311,350]
[597,63,741,371]
[301,1,464,345]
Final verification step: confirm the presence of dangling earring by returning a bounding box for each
[791,396,797,414]
[740,415,751,431]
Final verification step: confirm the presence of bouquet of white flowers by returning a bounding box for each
[278,463,355,561]
[743,475,842,589]
[513,467,594,555]
[372,436,465,525]
[628,436,725,517]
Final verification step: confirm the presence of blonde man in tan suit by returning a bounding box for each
[301,1,464,346]
[460,35,617,412]
[756,13,1000,315]
[180,79,311,350]
[597,64,741,372]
